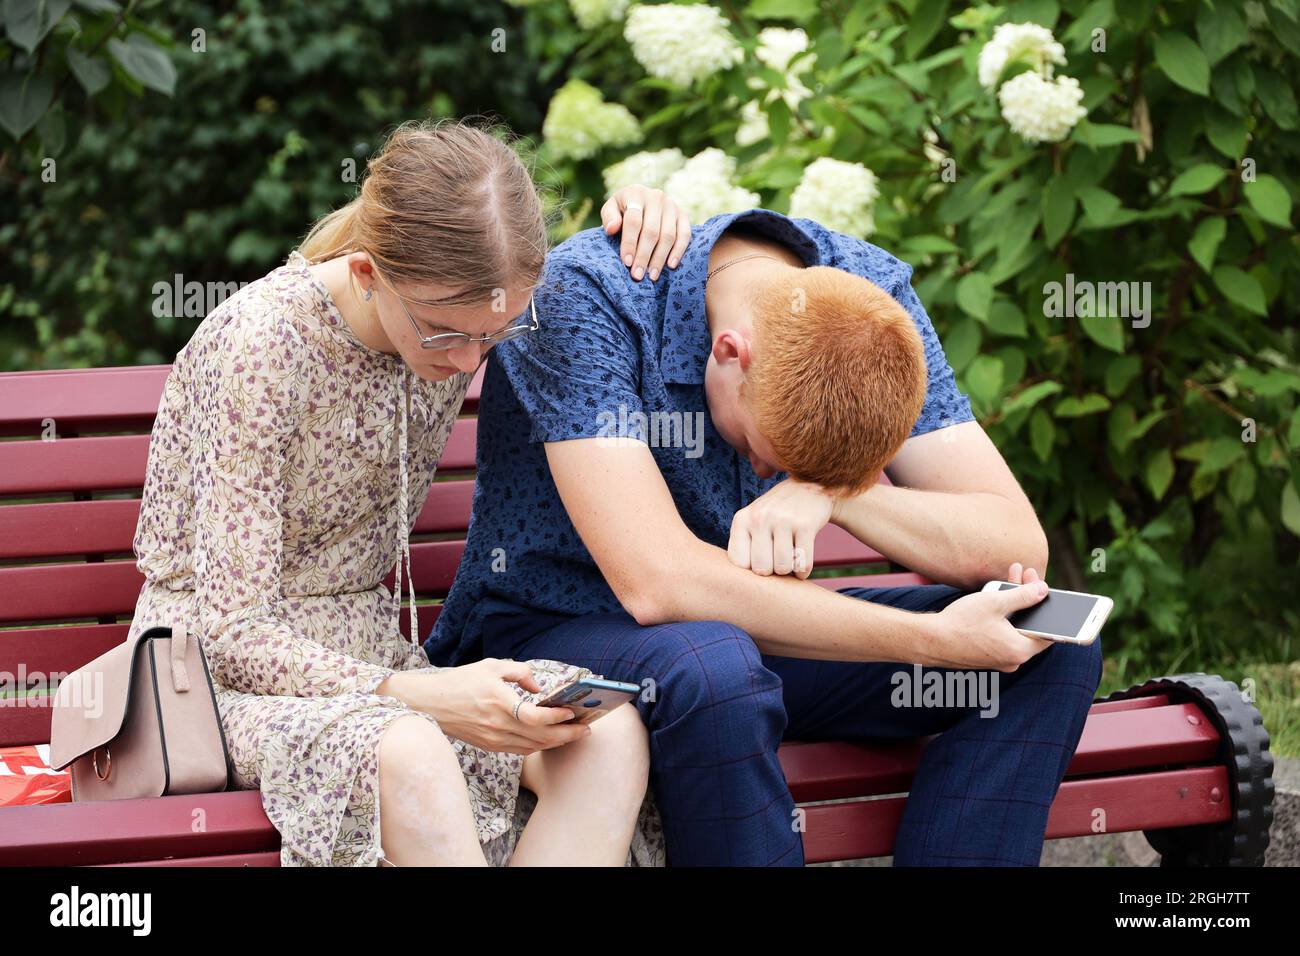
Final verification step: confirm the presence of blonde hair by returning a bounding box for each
[299,117,549,306]
[746,266,928,495]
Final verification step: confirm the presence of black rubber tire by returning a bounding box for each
[1103,673,1274,867]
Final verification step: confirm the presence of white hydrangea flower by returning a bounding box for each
[789,157,880,238]
[977,21,1067,91]
[922,126,947,166]
[734,99,770,147]
[663,148,760,221]
[733,28,816,148]
[755,27,813,74]
[543,79,642,161]
[602,147,686,194]
[569,0,630,29]
[624,3,743,87]
[997,71,1087,142]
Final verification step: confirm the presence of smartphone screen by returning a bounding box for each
[996,583,1101,639]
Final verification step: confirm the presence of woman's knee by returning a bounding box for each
[531,704,649,806]
[592,702,650,784]
[377,716,463,810]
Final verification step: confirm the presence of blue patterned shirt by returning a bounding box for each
[424,208,973,665]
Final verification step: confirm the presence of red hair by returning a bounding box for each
[746,266,927,494]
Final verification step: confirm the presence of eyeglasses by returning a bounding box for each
[382,276,539,352]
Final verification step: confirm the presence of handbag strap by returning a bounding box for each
[169,623,191,693]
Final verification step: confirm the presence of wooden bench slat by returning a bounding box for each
[811,572,930,590]
[0,422,478,500]
[104,851,282,867]
[0,482,478,559]
[799,765,1233,864]
[0,753,1234,867]
[0,561,144,624]
[0,366,171,438]
[0,365,485,439]
[0,623,130,688]
[0,500,141,560]
[0,790,277,866]
[778,701,1221,803]
[0,435,152,496]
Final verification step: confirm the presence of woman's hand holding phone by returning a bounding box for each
[378,659,592,756]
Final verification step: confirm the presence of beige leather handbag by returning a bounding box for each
[49,624,231,801]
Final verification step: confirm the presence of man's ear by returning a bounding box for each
[712,328,753,371]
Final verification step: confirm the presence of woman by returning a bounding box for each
[127,118,690,865]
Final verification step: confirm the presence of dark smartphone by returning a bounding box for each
[535,677,640,724]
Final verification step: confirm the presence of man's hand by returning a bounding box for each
[601,185,691,281]
[922,563,1053,671]
[728,478,838,579]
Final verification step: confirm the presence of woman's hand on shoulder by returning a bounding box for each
[602,185,691,283]
[381,659,589,756]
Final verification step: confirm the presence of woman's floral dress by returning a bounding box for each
[127,252,664,866]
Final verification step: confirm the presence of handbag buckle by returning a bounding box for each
[92,746,112,781]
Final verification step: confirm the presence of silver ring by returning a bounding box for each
[512,698,525,721]
[624,201,643,211]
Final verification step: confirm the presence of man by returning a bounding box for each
[426,208,1102,866]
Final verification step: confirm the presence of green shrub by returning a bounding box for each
[522,0,1298,680]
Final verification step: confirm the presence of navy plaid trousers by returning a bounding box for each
[480,584,1103,866]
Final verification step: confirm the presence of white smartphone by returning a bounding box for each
[980,581,1113,645]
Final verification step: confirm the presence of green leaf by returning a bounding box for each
[1257,73,1299,130]
[1108,403,1136,451]
[1193,436,1246,478]
[1078,313,1125,353]
[955,272,993,321]
[1041,177,1075,248]
[1073,121,1141,148]
[34,100,63,153]
[987,299,1027,337]
[1003,380,1063,415]
[1153,32,1210,96]
[107,34,177,96]
[904,0,950,58]
[1205,109,1248,158]
[66,47,112,96]
[1078,186,1122,225]
[0,71,53,140]
[1104,355,1142,396]
[746,0,819,20]
[1226,460,1256,506]
[4,0,72,54]
[943,318,981,373]
[901,235,961,255]
[1168,163,1225,197]
[1243,175,1293,229]
[1196,2,1248,65]
[1212,265,1268,316]
[1127,409,1168,443]
[1055,394,1112,418]
[1030,408,1055,463]
[964,354,1004,406]
[1289,407,1300,449]
[1282,482,1300,537]
[1146,448,1174,500]
[1188,217,1226,273]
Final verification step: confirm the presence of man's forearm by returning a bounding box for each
[832,483,1049,590]
[642,534,943,663]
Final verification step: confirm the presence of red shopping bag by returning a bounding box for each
[0,744,72,806]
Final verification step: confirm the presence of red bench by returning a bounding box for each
[0,365,1275,866]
